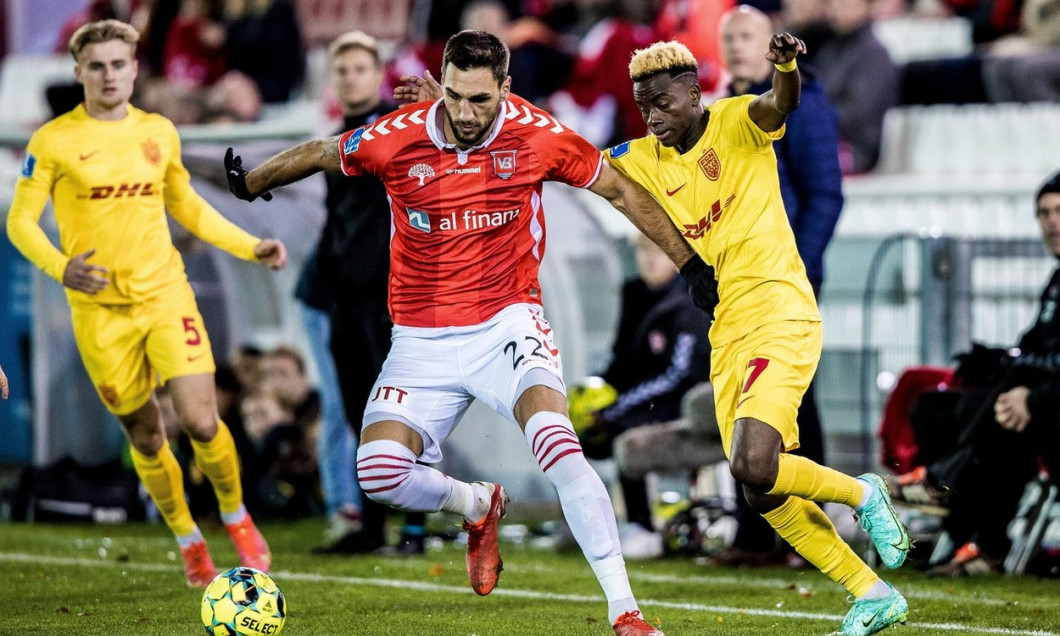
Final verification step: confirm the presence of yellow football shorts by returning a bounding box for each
[70,282,216,415]
[711,320,822,457]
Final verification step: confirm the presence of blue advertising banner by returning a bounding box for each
[0,229,32,462]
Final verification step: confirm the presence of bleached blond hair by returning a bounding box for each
[628,41,698,82]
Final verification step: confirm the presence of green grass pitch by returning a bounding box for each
[1,519,1058,635]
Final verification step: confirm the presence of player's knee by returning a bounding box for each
[356,441,416,510]
[729,451,776,492]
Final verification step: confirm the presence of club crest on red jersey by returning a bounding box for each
[490,150,517,180]
[141,139,161,165]
[699,148,720,181]
[408,163,434,186]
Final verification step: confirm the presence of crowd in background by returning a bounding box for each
[24,0,1060,172]
[158,343,325,522]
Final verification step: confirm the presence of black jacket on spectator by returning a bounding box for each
[914,263,1060,560]
[226,0,305,103]
[599,276,711,432]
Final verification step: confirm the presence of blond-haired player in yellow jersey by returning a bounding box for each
[6,20,284,588]
[603,35,911,636]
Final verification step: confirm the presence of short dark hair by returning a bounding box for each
[1037,171,1060,203]
[442,29,509,84]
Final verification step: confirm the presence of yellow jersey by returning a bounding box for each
[606,95,819,346]
[6,104,260,305]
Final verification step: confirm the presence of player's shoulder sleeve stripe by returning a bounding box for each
[578,153,604,189]
[360,104,428,144]
[505,95,566,136]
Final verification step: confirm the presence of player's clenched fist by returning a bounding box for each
[225,147,272,202]
[254,238,288,270]
[767,32,806,65]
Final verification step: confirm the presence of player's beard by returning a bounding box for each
[447,112,494,147]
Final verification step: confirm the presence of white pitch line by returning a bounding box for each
[2,552,1056,636]
[631,570,1037,608]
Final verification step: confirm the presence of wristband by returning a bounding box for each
[774,59,797,73]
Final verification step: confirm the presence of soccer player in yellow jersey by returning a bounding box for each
[6,20,285,588]
[603,36,911,635]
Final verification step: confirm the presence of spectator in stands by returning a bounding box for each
[548,0,658,147]
[224,0,305,103]
[577,231,712,559]
[241,387,292,447]
[814,0,898,173]
[890,171,1060,576]
[160,0,228,90]
[654,0,736,96]
[232,343,264,395]
[459,0,573,105]
[782,0,834,64]
[239,385,321,518]
[260,346,319,430]
[712,4,843,567]
[980,0,1060,102]
[54,0,122,54]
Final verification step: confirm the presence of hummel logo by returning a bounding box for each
[79,151,99,161]
[666,184,686,196]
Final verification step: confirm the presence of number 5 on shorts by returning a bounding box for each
[182,316,202,346]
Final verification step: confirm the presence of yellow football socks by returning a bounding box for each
[762,496,879,597]
[767,453,865,508]
[190,420,244,515]
[130,443,196,537]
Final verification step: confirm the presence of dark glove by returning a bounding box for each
[225,147,272,202]
[679,256,719,318]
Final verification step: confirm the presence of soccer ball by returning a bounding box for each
[567,376,618,434]
[200,567,286,635]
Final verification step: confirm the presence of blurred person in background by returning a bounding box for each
[0,363,7,400]
[814,0,898,173]
[781,0,834,63]
[232,343,264,392]
[160,0,228,90]
[260,346,320,430]
[713,4,843,568]
[889,172,1060,577]
[241,387,293,447]
[224,0,305,103]
[5,19,285,587]
[578,232,712,559]
[655,0,736,95]
[548,0,658,147]
[303,31,431,556]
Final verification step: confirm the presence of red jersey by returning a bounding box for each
[338,94,603,328]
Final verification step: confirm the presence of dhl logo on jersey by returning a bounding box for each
[81,182,158,200]
[682,194,735,240]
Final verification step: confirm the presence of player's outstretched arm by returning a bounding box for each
[589,161,696,269]
[225,137,343,202]
[749,32,805,133]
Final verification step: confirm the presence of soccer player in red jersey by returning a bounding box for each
[225,29,697,636]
